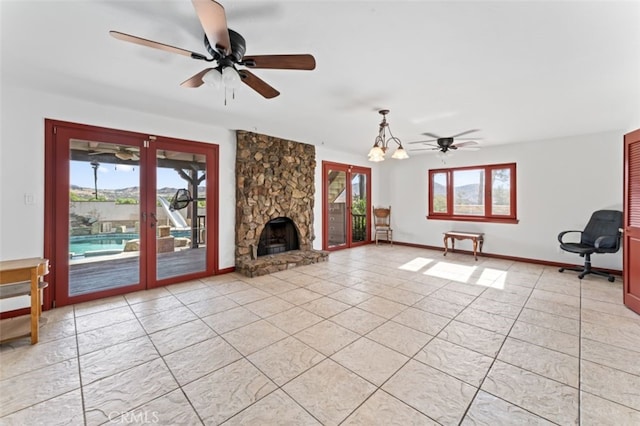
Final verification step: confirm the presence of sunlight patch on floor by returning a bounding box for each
[424,261,477,282]
[473,268,507,288]
[397,257,434,272]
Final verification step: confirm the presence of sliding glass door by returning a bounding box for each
[153,144,209,282]
[68,139,145,296]
[45,120,218,306]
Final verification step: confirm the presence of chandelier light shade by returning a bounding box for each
[368,109,409,162]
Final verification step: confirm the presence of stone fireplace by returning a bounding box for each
[235,131,328,277]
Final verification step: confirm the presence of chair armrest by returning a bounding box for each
[594,235,620,250]
[558,230,582,244]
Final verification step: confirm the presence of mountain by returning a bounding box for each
[70,186,205,201]
[432,182,482,201]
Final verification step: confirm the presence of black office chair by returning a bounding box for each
[558,210,623,282]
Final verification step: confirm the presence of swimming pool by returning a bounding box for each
[69,233,136,257]
[69,231,190,257]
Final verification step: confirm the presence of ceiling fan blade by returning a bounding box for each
[115,152,132,160]
[180,68,215,88]
[192,0,231,56]
[421,132,442,139]
[407,141,438,146]
[451,129,480,138]
[452,141,479,148]
[238,70,280,99]
[457,147,480,151]
[409,148,440,152]
[109,31,208,60]
[407,139,437,145]
[88,149,117,155]
[242,54,316,70]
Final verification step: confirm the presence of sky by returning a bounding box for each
[433,169,483,187]
[70,161,192,190]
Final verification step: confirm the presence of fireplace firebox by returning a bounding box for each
[257,217,299,256]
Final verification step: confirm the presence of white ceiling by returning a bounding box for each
[2,1,639,156]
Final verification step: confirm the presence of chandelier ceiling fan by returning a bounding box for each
[407,129,482,153]
[110,0,316,99]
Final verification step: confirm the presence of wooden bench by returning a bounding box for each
[443,231,484,261]
[0,258,49,344]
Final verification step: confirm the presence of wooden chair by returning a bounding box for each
[372,206,393,245]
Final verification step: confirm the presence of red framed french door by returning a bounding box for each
[147,137,218,289]
[44,120,218,307]
[322,161,371,251]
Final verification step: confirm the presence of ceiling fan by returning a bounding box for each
[88,147,140,161]
[407,129,482,153]
[109,0,316,99]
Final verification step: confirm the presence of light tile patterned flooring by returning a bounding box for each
[1,245,640,425]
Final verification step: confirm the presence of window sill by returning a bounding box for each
[427,215,519,224]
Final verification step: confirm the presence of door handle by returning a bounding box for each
[150,212,157,228]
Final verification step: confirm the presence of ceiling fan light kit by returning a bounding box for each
[367,110,409,162]
[202,68,222,88]
[222,67,241,88]
[109,0,316,100]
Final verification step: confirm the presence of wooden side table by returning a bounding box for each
[0,258,50,344]
[443,231,484,261]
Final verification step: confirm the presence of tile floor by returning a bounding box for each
[1,245,640,425]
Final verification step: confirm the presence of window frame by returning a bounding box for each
[427,162,518,224]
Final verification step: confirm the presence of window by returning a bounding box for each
[428,163,517,223]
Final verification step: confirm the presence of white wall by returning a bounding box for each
[380,131,624,270]
[0,84,384,262]
[0,85,237,268]
[0,82,625,314]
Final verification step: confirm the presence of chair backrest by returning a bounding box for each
[581,210,623,250]
[372,206,391,228]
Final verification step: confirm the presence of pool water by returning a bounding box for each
[69,230,190,257]
[69,238,127,256]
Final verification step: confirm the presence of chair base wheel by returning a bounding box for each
[578,274,585,279]
[608,276,615,283]
[559,268,565,273]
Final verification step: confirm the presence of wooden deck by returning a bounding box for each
[69,248,207,296]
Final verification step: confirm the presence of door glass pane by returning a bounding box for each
[351,173,367,243]
[491,168,511,216]
[156,149,207,280]
[69,139,140,296]
[432,172,448,213]
[453,169,485,216]
[327,169,347,248]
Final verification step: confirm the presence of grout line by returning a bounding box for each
[578,276,583,425]
[2,247,638,424]
[73,305,88,426]
[457,268,546,423]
